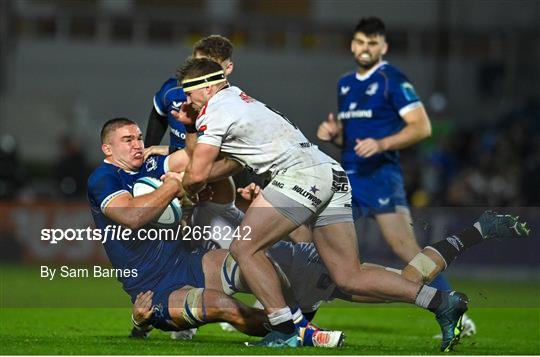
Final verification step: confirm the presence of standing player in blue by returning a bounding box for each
[87,118,268,337]
[316,17,476,336]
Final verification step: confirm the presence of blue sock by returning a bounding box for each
[429,274,452,291]
[300,328,315,346]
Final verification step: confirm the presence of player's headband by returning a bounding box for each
[181,70,226,92]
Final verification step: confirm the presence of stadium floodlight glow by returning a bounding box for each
[181,70,226,92]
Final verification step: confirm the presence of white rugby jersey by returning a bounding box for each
[196,86,335,177]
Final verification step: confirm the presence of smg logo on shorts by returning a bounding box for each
[292,185,322,207]
[331,169,349,192]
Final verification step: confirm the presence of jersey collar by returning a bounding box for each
[103,159,139,175]
[355,61,387,81]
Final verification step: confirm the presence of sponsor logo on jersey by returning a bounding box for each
[145,157,158,172]
[309,185,320,194]
[170,128,186,140]
[299,142,313,148]
[172,101,183,109]
[340,86,350,95]
[337,109,373,120]
[198,125,207,133]
[349,102,357,110]
[365,82,378,96]
[292,185,322,207]
[401,82,418,102]
[377,197,390,206]
[271,180,284,189]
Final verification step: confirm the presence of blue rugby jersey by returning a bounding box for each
[336,61,421,173]
[87,156,191,297]
[153,77,188,149]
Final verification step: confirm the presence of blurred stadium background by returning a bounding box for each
[0,0,539,304]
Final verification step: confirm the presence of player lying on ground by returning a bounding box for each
[132,204,530,348]
[88,118,342,347]
[173,58,529,350]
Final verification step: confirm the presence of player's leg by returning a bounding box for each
[166,287,268,336]
[312,221,422,301]
[229,192,301,345]
[403,210,531,283]
[375,211,452,291]
[313,221,470,351]
[375,210,420,261]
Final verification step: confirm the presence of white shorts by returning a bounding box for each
[262,163,353,227]
[191,201,244,249]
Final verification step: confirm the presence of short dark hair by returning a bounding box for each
[354,17,386,37]
[100,117,137,143]
[192,35,233,62]
[176,57,223,83]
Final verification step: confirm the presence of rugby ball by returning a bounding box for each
[132,177,182,227]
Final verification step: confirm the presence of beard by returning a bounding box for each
[355,53,381,71]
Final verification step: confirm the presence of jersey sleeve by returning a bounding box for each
[196,108,232,148]
[387,73,422,117]
[88,172,129,213]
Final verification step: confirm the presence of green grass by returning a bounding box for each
[1,265,539,354]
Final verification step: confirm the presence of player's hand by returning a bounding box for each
[161,172,185,197]
[237,183,261,201]
[317,113,339,141]
[133,290,154,326]
[143,145,169,161]
[354,138,384,158]
[171,103,199,125]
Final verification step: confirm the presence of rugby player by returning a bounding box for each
[173,58,529,351]
[315,17,475,334]
[316,16,434,277]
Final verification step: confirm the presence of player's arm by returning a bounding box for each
[103,174,183,230]
[144,106,168,147]
[182,143,221,197]
[166,148,242,182]
[354,105,431,158]
[378,105,432,151]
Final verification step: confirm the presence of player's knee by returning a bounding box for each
[229,238,254,261]
[331,268,362,295]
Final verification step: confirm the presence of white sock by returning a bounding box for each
[415,285,437,309]
[267,307,293,326]
[291,307,304,324]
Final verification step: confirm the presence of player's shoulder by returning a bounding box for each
[87,161,122,193]
[88,161,117,182]
[377,62,410,83]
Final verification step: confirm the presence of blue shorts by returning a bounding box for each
[347,163,409,218]
[132,248,206,331]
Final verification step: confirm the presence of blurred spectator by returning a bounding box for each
[55,135,89,199]
[404,100,540,207]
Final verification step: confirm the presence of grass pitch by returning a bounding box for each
[1,265,539,355]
